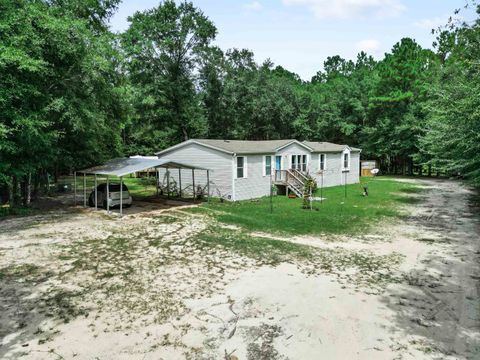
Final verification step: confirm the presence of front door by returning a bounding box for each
[275,156,282,181]
[275,156,282,171]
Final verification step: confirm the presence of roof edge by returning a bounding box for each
[276,140,314,152]
[155,139,234,156]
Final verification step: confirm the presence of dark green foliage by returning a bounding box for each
[0,0,125,205]
[121,0,216,153]
[419,5,480,186]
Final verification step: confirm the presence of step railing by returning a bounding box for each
[274,169,309,198]
[286,169,305,198]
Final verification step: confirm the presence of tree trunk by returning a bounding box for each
[11,175,21,206]
[428,164,432,177]
[33,171,41,200]
[25,172,32,206]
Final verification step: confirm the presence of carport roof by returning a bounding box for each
[77,157,208,177]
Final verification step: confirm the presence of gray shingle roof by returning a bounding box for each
[303,141,361,153]
[156,139,361,155]
[193,139,298,154]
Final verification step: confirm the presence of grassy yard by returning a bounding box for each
[189,178,423,236]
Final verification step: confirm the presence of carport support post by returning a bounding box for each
[207,170,210,203]
[83,173,86,207]
[178,169,182,198]
[120,176,123,216]
[156,169,159,197]
[192,169,196,202]
[106,176,110,213]
[94,174,98,210]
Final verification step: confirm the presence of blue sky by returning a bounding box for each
[109,0,474,80]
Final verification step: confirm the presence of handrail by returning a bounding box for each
[291,168,308,182]
[286,169,304,185]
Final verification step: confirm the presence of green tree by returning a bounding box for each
[121,0,217,153]
[420,4,480,184]
[0,0,124,205]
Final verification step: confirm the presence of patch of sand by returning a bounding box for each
[0,179,479,359]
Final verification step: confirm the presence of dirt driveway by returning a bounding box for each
[0,178,479,359]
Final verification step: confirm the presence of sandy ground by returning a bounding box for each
[0,178,479,359]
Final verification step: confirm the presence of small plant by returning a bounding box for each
[304,173,318,193]
[302,174,317,209]
[195,184,207,200]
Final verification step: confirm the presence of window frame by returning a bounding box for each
[236,156,247,179]
[319,153,326,171]
[263,155,273,176]
[291,154,308,171]
[342,151,350,171]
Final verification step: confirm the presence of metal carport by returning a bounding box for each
[76,157,210,215]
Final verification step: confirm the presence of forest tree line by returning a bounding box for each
[1,0,480,205]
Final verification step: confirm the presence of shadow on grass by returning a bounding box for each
[0,264,87,358]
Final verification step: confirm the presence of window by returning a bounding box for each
[237,156,246,178]
[319,154,326,171]
[343,152,350,170]
[291,154,308,171]
[264,156,272,176]
[302,155,307,171]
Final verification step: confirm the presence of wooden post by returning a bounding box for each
[106,176,110,213]
[207,170,210,203]
[120,176,123,216]
[178,168,182,198]
[83,173,86,207]
[94,174,97,210]
[192,169,196,201]
[74,172,77,206]
[156,169,159,197]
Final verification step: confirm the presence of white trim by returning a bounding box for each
[275,140,314,152]
[342,149,351,171]
[155,139,234,156]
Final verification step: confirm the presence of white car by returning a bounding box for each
[88,183,132,209]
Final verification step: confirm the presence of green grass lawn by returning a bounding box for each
[190,178,423,236]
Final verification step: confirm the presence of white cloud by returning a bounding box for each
[355,39,381,55]
[243,1,263,11]
[282,0,406,19]
[413,15,463,30]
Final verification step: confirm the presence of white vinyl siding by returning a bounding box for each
[235,154,271,201]
[157,142,233,199]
